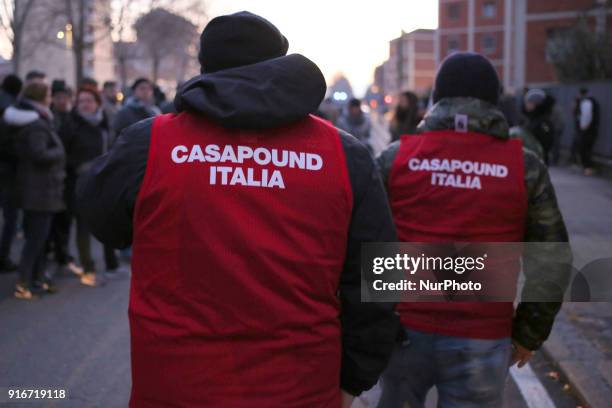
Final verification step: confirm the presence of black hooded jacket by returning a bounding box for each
[76,54,399,396]
[4,100,66,212]
[522,95,556,152]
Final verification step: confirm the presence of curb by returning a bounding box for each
[541,309,612,408]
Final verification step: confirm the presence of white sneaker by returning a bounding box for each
[14,284,38,300]
[67,261,84,276]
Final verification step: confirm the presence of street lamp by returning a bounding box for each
[66,23,73,49]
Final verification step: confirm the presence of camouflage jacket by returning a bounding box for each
[510,126,545,160]
[378,97,572,350]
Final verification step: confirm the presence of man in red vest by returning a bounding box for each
[376,52,571,407]
[77,11,399,408]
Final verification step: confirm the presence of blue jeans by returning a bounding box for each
[377,327,512,408]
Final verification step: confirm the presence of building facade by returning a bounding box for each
[437,0,612,92]
[377,29,436,99]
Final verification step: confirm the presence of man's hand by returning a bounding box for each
[510,340,534,368]
[341,390,354,408]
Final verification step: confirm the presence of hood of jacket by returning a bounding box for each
[3,104,40,127]
[417,97,509,139]
[174,53,326,130]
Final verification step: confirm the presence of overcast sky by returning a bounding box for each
[0,0,438,96]
[203,0,439,95]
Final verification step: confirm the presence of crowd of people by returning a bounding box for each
[0,70,167,298]
[324,78,600,177]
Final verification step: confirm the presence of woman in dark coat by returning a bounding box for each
[2,82,66,299]
[61,86,119,287]
[389,91,420,142]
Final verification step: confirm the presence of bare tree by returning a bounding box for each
[133,8,197,83]
[546,15,612,82]
[111,0,206,87]
[60,0,112,84]
[0,0,37,73]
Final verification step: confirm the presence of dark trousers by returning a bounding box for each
[76,215,118,273]
[18,211,54,287]
[0,185,18,261]
[48,210,73,264]
[551,132,562,165]
[580,129,597,168]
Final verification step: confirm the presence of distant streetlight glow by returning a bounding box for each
[57,31,65,40]
[66,23,73,49]
[333,91,348,101]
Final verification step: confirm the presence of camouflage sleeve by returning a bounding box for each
[512,149,572,350]
[376,141,400,191]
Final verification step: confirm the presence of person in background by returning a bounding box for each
[3,81,66,299]
[101,81,120,128]
[0,74,23,273]
[51,80,73,131]
[337,97,372,152]
[77,11,398,407]
[48,80,81,277]
[112,78,160,136]
[377,52,570,408]
[111,78,160,263]
[389,91,419,142]
[522,89,555,165]
[549,99,565,165]
[576,88,599,176]
[61,86,119,287]
[498,88,520,127]
[0,74,22,112]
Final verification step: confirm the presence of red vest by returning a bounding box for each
[129,113,352,407]
[388,130,527,339]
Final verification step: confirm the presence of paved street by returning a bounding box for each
[541,166,612,408]
[0,165,608,407]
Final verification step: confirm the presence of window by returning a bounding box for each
[481,34,497,54]
[482,1,497,19]
[447,38,460,54]
[448,3,461,20]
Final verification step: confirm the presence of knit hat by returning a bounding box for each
[524,88,546,107]
[198,11,289,73]
[432,52,501,105]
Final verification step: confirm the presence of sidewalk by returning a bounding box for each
[542,167,612,408]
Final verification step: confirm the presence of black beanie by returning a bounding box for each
[432,52,501,105]
[198,11,289,73]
